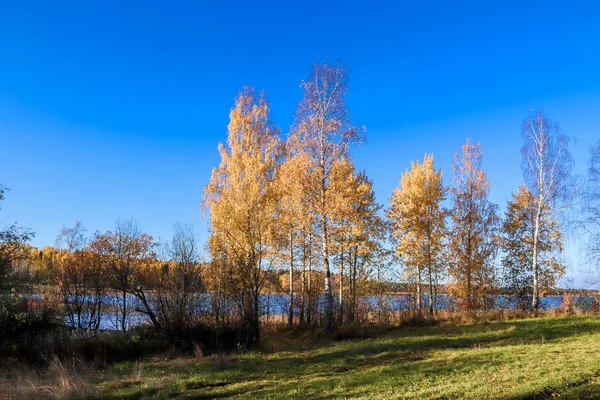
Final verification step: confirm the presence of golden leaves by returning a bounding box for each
[448,140,500,308]
[501,184,566,294]
[388,154,447,284]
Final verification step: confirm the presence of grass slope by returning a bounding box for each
[93,316,600,399]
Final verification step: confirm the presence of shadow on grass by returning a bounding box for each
[95,316,600,399]
[268,316,599,370]
[502,369,600,400]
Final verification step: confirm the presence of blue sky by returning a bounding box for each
[1,1,599,284]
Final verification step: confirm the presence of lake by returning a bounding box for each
[62,292,597,330]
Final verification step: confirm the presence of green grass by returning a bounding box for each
[90,316,600,399]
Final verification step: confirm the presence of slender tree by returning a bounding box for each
[289,61,364,333]
[448,140,500,310]
[92,219,157,331]
[329,160,383,324]
[388,154,447,314]
[275,153,310,325]
[55,222,107,331]
[520,110,573,310]
[150,223,204,331]
[581,141,600,272]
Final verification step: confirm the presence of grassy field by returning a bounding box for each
[78,315,600,399]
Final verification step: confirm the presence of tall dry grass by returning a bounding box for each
[0,357,95,399]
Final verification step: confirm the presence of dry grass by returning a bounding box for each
[0,357,96,400]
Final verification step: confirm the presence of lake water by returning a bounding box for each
[63,293,597,330]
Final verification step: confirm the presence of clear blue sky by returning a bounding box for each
[1,1,599,284]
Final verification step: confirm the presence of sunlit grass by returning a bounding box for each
[90,316,600,399]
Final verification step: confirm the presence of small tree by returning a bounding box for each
[448,140,500,310]
[275,153,309,326]
[55,222,106,331]
[92,219,157,331]
[0,185,34,285]
[388,154,448,314]
[151,224,204,331]
[328,160,384,324]
[501,185,566,310]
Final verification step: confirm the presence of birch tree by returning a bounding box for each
[276,153,310,325]
[448,140,500,310]
[329,160,384,323]
[501,184,566,310]
[581,141,600,279]
[388,154,447,314]
[343,169,386,323]
[521,110,573,310]
[204,87,282,346]
[289,61,364,333]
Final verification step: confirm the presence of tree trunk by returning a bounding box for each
[300,236,306,326]
[320,129,333,334]
[427,233,434,315]
[324,258,333,333]
[134,288,161,329]
[348,248,357,323]
[288,231,294,326]
[121,287,127,332]
[322,204,333,333]
[416,270,422,314]
[428,265,434,315]
[338,248,344,325]
[252,291,260,347]
[466,230,472,309]
[433,271,438,314]
[532,203,543,311]
[215,261,223,326]
[307,233,313,326]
